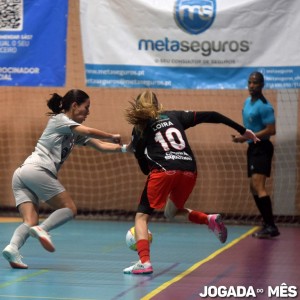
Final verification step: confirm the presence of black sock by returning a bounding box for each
[254,195,275,227]
[253,195,263,216]
[253,195,265,224]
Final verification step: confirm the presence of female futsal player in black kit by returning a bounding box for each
[123,90,259,274]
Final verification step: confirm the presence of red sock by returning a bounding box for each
[136,239,150,263]
[188,210,208,225]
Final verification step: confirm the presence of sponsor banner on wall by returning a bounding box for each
[80,0,300,89]
[0,0,68,86]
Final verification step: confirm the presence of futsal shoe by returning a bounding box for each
[29,226,55,252]
[252,225,280,239]
[2,245,28,269]
[208,214,228,243]
[123,260,153,275]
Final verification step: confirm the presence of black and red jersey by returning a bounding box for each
[131,110,246,175]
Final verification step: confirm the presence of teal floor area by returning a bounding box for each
[0,220,256,300]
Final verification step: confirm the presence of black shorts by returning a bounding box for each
[137,182,155,215]
[247,140,274,177]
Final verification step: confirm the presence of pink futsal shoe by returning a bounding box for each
[123,260,153,275]
[29,226,55,252]
[208,214,228,243]
[2,245,28,269]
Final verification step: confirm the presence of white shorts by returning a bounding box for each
[12,164,65,207]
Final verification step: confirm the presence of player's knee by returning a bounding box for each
[62,205,77,218]
[24,220,39,227]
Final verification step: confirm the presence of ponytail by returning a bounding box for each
[46,93,63,115]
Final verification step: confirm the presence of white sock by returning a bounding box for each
[10,223,30,250]
[40,208,74,232]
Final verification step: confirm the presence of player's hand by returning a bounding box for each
[231,134,246,143]
[111,134,121,144]
[242,129,260,143]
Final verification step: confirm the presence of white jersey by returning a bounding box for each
[23,113,90,176]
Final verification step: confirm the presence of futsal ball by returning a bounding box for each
[125,226,153,251]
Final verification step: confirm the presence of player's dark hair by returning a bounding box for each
[249,71,264,85]
[46,89,89,115]
[249,71,267,103]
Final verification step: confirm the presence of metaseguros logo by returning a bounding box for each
[174,0,216,35]
[137,0,251,57]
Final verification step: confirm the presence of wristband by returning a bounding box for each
[121,144,127,153]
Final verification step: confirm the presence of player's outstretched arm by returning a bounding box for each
[86,139,128,153]
[194,111,259,143]
[71,124,121,143]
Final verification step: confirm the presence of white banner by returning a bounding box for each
[80,0,300,89]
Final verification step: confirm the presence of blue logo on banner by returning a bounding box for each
[174,0,216,34]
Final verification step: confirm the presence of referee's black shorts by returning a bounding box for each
[247,140,274,177]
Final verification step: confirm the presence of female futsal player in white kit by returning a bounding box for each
[2,89,128,269]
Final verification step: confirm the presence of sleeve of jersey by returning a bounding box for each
[56,116,90,145]
[56,114,80,134]
[132,129,150,175]
[261,105,275,125]
[193,111,246,135]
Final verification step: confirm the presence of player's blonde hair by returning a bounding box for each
[125,90,163,134]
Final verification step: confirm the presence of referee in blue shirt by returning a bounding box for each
[232,71,280,238]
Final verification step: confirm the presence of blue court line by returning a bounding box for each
[140,226,259,300]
